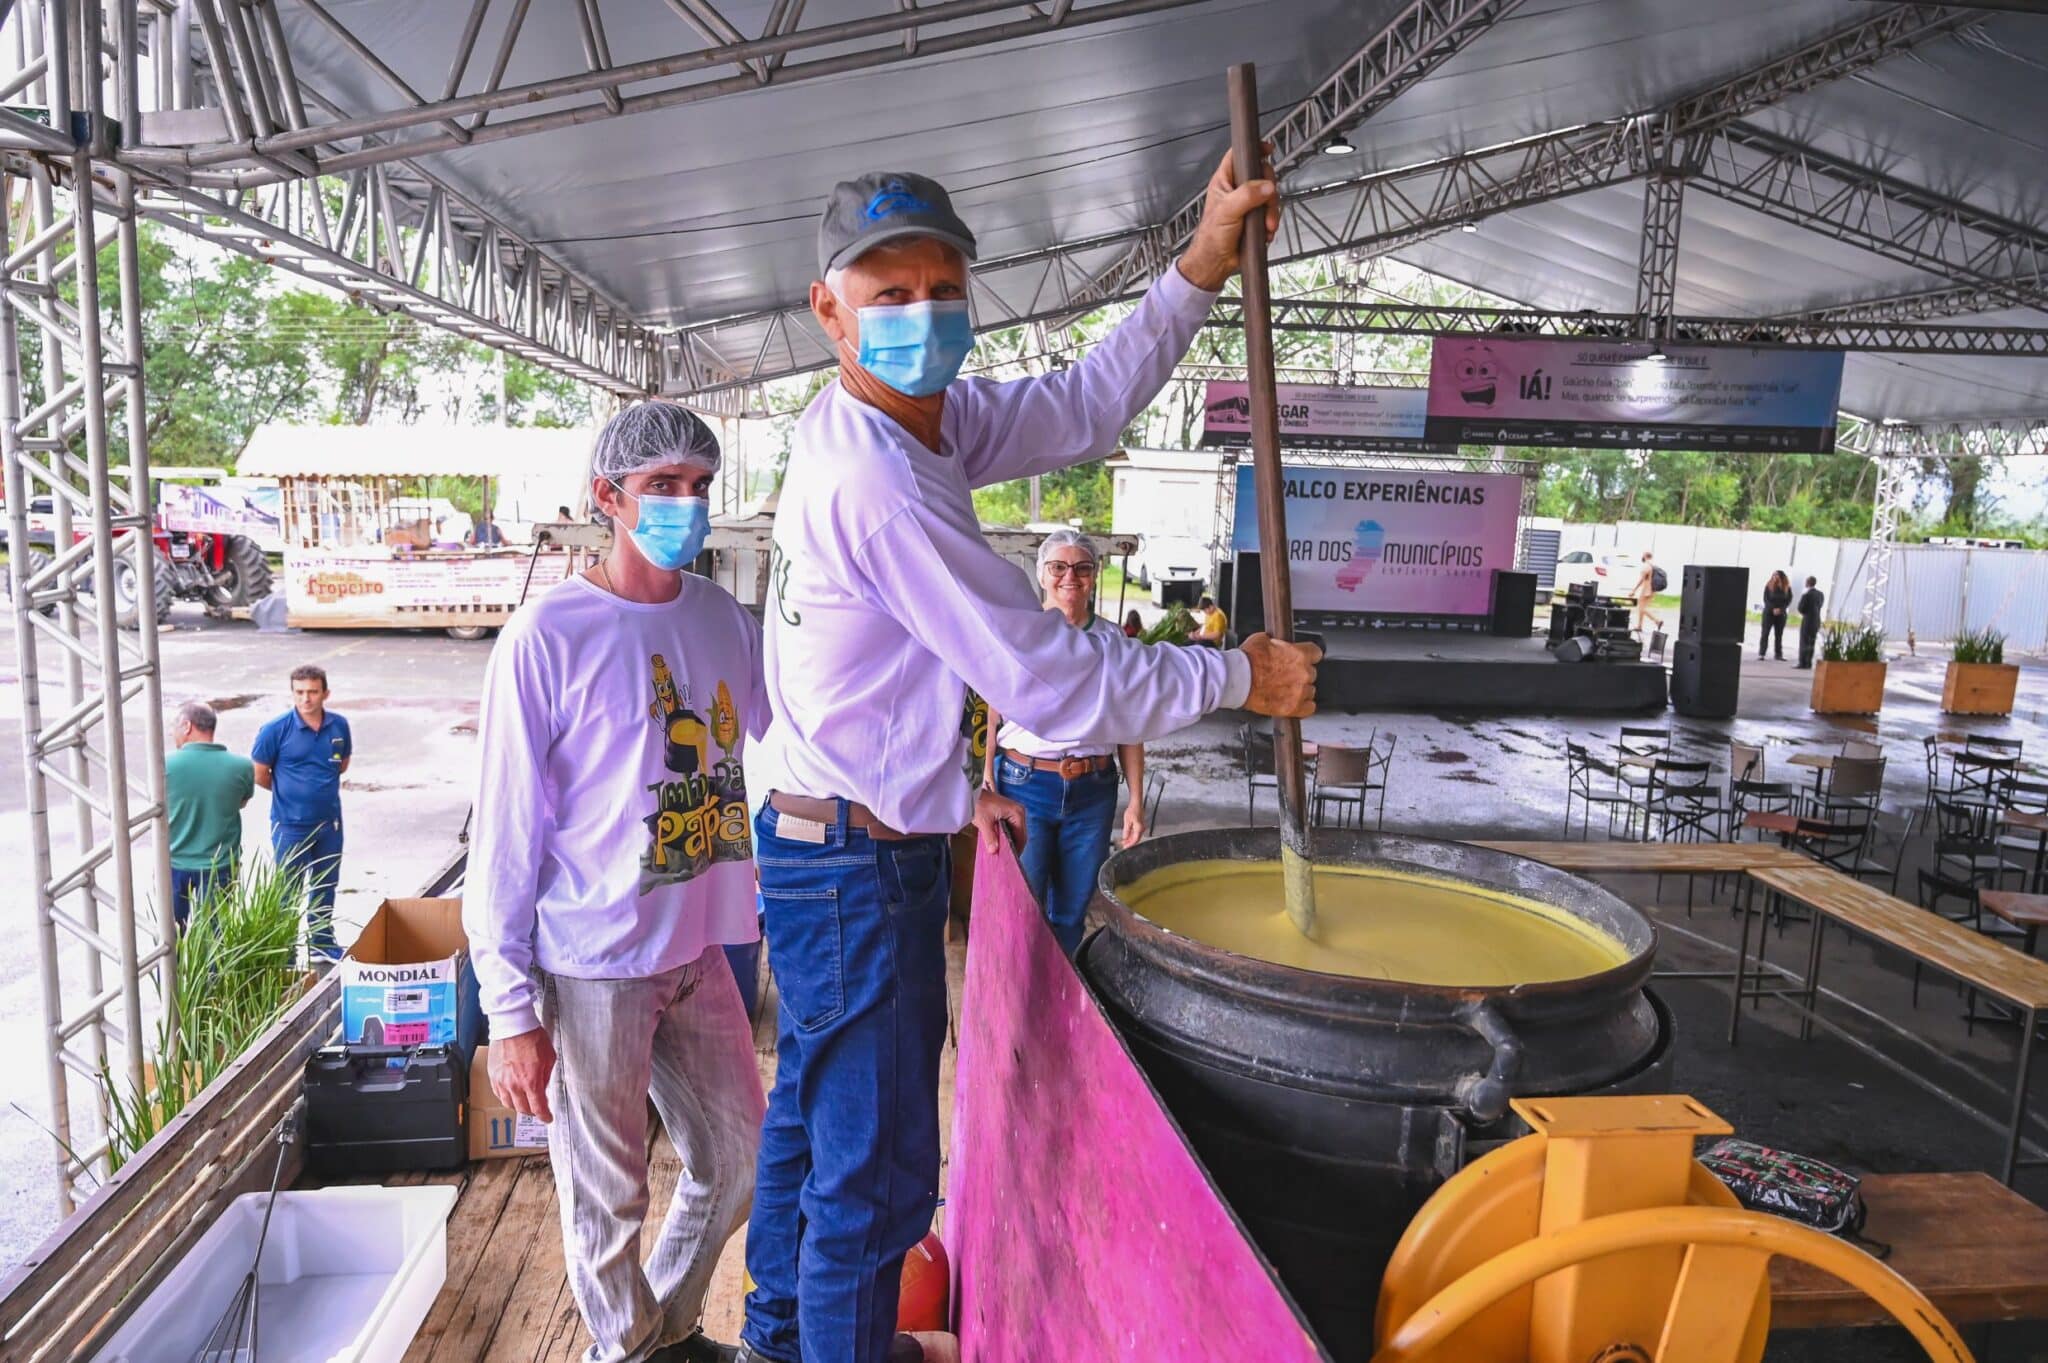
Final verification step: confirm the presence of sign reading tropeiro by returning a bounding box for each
[1231,464,1521,617]
[1201,381,1438,450]
[1424,338,1844,453]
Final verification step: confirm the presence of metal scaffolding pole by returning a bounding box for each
[1,0,171,1205]
[1864,425,1916,629]
[1635,167,1685,330]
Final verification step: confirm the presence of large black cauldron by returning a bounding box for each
[1079,829,1672,1363]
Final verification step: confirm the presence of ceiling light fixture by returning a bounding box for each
[1460,220,1479,233]
[1322,133,1356,156]
[1645,346,1668,362]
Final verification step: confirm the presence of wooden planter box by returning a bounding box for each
[1943,661,2020,716]
[1811,659,1887,714]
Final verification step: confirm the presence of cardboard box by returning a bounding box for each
[467,1045,549,1160]
[343,898,469,1050]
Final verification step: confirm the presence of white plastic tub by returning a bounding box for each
[91,1184,457,1363]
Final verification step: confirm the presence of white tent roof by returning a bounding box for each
[237,424,596,479]
[140,0,2048,424]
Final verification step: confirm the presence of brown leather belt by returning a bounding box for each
[1001,747,1114,780]
[767,792,914,841]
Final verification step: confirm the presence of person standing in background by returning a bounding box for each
[1633,552,1664,637]
[1194,595,1228,647]
[983,531,1148,956]
[253,664,351,959]
[1796,576,1826,669]
[1121,609,1143,638]
[1759,571,1793,661]
[164,701,254,928]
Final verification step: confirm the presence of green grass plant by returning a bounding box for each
[1951,626,2006,666]
[102,860,306,1169]
[1820,622,1886,664]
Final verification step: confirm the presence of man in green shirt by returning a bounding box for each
[164,700,255,927]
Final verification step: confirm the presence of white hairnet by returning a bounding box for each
[592,401,721,481]
[1036,527,1097,571]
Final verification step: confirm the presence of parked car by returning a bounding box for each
[0,493,57,549]
[1551,550,1639,599]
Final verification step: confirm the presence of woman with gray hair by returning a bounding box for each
[982,528,1147,955]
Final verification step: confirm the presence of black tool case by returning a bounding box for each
[304,1042,466,1174]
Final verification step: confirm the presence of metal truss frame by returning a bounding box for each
[1864,424,1917,628]
[1782,281,2017,326]
[1064,0,1529,315]
[2,4,173,1204]
[117,0,1219,181]
[1205,297,2048,357]
[662,2,1974,393]
[1695,122,2048,315]
[1634,170,1685,327]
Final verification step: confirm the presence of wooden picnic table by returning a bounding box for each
[1770,1172,2048,1329]
[1738,862,2048,1183]
[1476,839,1809,874]
[1982,891,2048,957]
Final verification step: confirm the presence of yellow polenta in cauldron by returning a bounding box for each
[1118,859,1629,986]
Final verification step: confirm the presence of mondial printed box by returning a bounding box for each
[342,898,468,1048]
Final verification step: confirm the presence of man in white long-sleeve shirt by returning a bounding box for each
[467,403,766,1363]
[739,163,1318,1363]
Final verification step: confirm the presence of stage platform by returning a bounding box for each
[1309,626,1668,714]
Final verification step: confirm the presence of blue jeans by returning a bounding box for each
[742,802,951,1363]
[170,861,235,929]
[997,756,1118,957]
[272,818,342,959]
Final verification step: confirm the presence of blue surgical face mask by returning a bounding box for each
[852,298,975,397]
[613,484,709,570]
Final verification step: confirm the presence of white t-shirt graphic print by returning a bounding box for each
[465,573,767,1037]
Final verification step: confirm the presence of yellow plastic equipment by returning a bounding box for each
[1370,1095,1974,1363]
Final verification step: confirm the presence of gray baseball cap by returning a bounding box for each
[817,172,978,278]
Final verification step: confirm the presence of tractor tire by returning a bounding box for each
[104,550,173,630]
[5,548,59,617]
[207,535,274,608]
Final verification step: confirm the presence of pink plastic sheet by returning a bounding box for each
[947,838,1327,1361]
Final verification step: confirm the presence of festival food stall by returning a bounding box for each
[237,423,592,637]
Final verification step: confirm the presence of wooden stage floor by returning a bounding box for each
[369,937,967,1363]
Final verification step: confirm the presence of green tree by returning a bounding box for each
[110,226,322,466]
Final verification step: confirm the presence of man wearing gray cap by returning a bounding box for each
[467,401,767,1363]
[742,161,1318,1363]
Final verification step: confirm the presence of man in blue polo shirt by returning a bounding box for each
[253,663,352,959]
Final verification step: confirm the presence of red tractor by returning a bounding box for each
[3,472,274,628]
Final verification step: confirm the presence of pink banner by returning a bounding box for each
[949,840,1325,1362]
[1424,336,1843,452]
[1231,464,1522,617]
[1200,381,1434,450]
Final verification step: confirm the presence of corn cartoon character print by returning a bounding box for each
[962,688,990,785]
[642,653,751,892]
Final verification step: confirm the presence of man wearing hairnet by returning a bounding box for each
[466,402,767,1363]
[741,160,1317,1363]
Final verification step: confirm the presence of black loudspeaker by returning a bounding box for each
[1232,551,1266,638]
[1489,570,1538,638]
[1680,565,1749,644]
[1552,635,1593,663]
[1670,639,1743,718]
[1214,559,1234,626]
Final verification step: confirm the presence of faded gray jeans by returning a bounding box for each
[541,945,765,1363]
